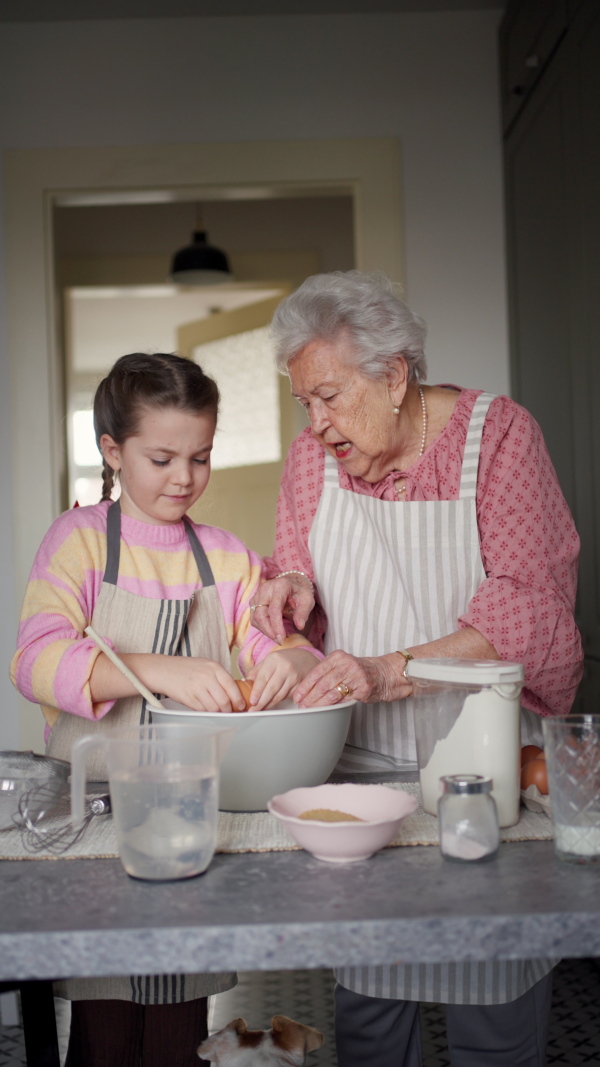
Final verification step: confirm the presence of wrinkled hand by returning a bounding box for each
[249,575,315,644]
[293,650,413,708]
[246,648,320,709]
[157,656,246,713]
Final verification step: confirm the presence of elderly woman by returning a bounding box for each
[249,271,582,1067]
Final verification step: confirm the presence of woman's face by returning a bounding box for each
[289,335,406,482]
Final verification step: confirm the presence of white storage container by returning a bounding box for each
[407,658,524,828]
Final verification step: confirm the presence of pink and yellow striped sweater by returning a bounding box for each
[10,502,318,730]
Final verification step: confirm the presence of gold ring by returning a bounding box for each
[335,682,352,698]
[250,604,268,612]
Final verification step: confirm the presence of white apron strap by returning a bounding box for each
[322,450,340,488]
[459,392,496,499]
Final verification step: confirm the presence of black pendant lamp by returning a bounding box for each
[169,229,233,286]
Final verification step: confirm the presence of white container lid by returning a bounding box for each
[406,658,524,685]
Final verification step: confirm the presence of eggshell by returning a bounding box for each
[234,678,253,711]
[520,745,544,767]
[520,757,548,794]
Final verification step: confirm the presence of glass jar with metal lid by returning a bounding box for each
[406,658,524,827]
[438,774,499,862]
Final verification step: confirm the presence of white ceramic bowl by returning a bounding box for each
[268,783,419,863]
[152,698,355,812]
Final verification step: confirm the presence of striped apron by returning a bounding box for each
[309,391,554,1004]
[50,500,236,1004]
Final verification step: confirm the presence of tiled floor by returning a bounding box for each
[1,959,599,1065]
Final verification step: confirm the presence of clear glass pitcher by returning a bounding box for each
[71,724,233,881]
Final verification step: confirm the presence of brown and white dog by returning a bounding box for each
[197,1015,324,1066]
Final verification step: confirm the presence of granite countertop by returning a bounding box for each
[1,838,599,983]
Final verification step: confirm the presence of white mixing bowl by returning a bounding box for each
[152,698,355,811]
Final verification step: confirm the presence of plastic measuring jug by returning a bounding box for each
[71,723,233,881]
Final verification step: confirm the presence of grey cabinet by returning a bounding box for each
[500,0,568,131]
[502,0,600,708]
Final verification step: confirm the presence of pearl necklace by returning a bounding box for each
[395,386,427,497]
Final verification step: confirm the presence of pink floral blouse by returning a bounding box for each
[265,388,583,718]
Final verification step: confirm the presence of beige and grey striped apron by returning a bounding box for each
[309,391,554,1004]
[50,500,236,1004]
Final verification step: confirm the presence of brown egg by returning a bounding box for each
[520,745,544,767]
[520,757,548,794]
[234,678,253,711]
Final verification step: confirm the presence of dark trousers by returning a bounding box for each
[335,971,554,1067]
[64,997,209,1067]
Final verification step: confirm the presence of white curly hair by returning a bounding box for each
[271,270,427,383]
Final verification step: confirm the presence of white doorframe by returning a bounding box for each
[4,136,403,747]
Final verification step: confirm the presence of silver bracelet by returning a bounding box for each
[276,570,315,593]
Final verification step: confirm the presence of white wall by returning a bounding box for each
[0,10,506,382]
[0,168,18,748]
[0,9,506,747]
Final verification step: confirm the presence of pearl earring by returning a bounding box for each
[393,405,400,414]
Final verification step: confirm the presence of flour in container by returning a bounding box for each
[419,687,520,827]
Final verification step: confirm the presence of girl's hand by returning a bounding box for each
[249,576,315,645]
[293,650,413,708]
[157,656,246,713]
[246,648,320,710]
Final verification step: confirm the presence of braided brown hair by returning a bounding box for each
[93,353,219,502]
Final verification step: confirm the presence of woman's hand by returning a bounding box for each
[249,575,315,645]
[245,648,320,710]
[293,650,413,707]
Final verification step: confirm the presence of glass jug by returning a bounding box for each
[71,723,233,881]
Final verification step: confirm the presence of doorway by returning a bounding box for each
[55,192,355,555]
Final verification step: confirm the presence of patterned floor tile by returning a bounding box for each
[420,1003,449,1066]
[0,1026,26,1067]
[0,1025,26,1067]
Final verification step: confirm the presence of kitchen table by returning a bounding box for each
[2,839,599,984]
[2,770,599,1067]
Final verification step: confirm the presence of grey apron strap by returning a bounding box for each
[183,516,216,587]
[105,504,215,589]
[103,500,122,585]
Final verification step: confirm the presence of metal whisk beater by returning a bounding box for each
[17,785,111,855]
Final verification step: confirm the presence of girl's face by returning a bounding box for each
[101,406,215,525]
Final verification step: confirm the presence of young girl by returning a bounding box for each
[10,352,321,1067]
